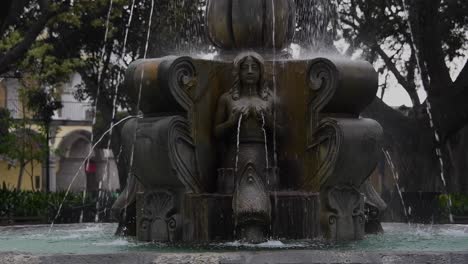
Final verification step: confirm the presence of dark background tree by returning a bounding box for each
[0,0,72,74]
[1,0,466,196]
[336,0,468,193]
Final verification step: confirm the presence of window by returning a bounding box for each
[35,176,41,190]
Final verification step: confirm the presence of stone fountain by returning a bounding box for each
[112,0,386,243]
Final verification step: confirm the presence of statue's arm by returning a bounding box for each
[214,95,236,139]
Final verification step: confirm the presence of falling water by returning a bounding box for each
[261,113,269,170]
[78,191,86,223]
[261,112,271,189]
[94,0,138,223]
[382,149,410,223]
[270,0,278,168]
[425,101,454,223]
[49,116,142,232]
[102,145,124,213]
[122,0,156,223]
[79,0,115,223]
[294,0,338,53]
[234,114,243,174]
[400,0,453,223]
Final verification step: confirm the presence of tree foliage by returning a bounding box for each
[337,0,468,193]
[1,0,467,194]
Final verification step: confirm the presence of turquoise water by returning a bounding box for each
[0,223,467,254]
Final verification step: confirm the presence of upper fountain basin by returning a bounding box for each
[206,0,296,51]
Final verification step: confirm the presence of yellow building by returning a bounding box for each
[0,75,120,192]
[0,80,43,190]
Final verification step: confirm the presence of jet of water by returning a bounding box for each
[95,0,138,224]
[78,0,115,223]
[235,114,243,174]
[271,0,279,168]
[122,0,155,223]
[382,149,410,224]
[48,115,142,233]
[400,0,453,224]
[261,113,269,170]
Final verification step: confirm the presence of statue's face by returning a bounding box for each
[240,56,260,85]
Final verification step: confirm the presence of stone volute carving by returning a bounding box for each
[305,58,385,241]
[113,0,386,244]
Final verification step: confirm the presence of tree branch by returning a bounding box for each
[373,45,420,107]
[431,82,468,142]
[408,0,453,95]
[0,1,61,74]
[453,61,468,92]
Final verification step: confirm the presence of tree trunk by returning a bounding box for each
[16,162,25,190]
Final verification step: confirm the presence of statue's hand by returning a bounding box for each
[228,106,246,126]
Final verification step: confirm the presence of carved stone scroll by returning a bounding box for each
[307,58,378,135]
[120,116,202,193]
[305,117,383,190]
[124,56,197,114]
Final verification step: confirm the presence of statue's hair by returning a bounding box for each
[230,52,269,101]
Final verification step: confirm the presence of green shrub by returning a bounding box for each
[0,189,118,223]
[438,194,468,216]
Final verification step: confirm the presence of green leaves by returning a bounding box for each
[0,189,118,223]
[24,88,63,124]
[439,194,468,216]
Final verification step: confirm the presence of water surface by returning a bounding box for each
[0,223,467,254]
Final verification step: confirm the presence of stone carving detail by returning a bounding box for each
[124,56,197,114]
[307,58,378,134]
[233,164,271,243]
[161,56,198,110]
[137,190,181,242]
[214,52,278,193]
[306,57,385,240]
[206,0,296,50]
[361,180,387,234]
[121,116,202,193]
[113,1,386,243]
[214,52,276,242]
[320,186,365,241]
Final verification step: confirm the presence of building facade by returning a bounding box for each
[0,74,120,192]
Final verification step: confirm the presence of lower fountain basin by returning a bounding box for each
[0,223,467,255]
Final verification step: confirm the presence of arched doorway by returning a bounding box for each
[55,129,120,192]
[56,130,92,192]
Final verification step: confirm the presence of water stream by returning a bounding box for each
[78,0,115,224]
[261,113,269,172]
[94,0,138,223]
[400,0,453,223]
[122,0,155,224]
[270,0,279,168]
[382,149,410,223]
[49,116,142,232]
[234,114,243,174]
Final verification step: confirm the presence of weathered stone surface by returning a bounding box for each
[116,5,386,242]
[0,253,40,264]
[206,0,296,51]
[184,192,319,242]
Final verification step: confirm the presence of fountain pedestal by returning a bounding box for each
[112,0,385,243]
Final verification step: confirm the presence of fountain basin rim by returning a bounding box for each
[3,250,468,264]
